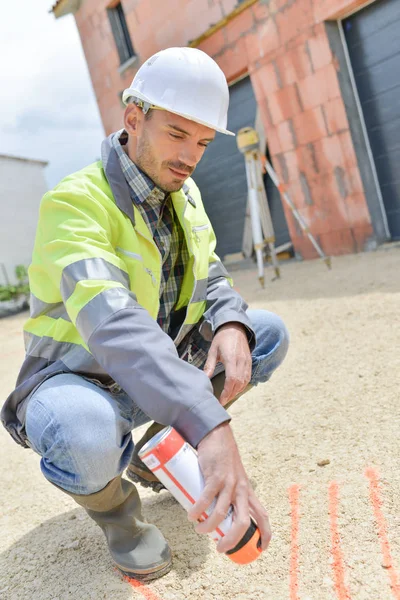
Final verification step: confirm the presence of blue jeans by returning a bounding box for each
[25,310,289,495]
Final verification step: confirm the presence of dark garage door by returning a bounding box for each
[193,76,289,259]
[343,0,400,239]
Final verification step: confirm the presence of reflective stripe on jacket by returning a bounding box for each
[1,134,254,449]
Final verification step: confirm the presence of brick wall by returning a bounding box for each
[71,0,375,258]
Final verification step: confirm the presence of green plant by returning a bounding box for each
[0,265,30,302]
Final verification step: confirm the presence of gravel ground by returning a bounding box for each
[1,246,399,600]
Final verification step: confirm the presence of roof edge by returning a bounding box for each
[50,0,82,19]
[0,153,49,167]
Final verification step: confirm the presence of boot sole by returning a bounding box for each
[126,466,166,494]
[118,558,172,582]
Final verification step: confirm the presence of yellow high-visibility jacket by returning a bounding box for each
[2,135,253,449]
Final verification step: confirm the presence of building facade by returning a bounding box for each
[0,154,48,284]
[52,0,400,259]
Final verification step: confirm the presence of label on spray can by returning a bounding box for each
[139,426,262,563]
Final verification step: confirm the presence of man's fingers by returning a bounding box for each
[216,484,250,553]
[204,345,218,378]
[195,488,233,534]
[249,492,272,551]
[219,375,237,405]
[188,483,219,522]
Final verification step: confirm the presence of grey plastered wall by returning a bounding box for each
[0,156,48,284]
[324,21,390,245]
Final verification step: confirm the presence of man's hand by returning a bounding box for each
[204,322,252,406]
[187,422,271,554]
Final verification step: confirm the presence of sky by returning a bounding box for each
[0,1,105,189]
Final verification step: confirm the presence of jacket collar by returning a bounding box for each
[101,133,197,226]
[101,133,136,224]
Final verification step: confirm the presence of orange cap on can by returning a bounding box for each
[225,520,262,565]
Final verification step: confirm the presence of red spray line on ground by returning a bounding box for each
[328,481,352,600]
[122,574,164,600]
[288,484,300,600]
[365,468,400,600]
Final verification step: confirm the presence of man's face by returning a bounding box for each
[124,105,216,192]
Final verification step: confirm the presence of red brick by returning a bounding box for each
[198,28,226,58]
[302,187,343,234]
[184,2,224,40]
[296,143,320,177]
[275,43,314,87]
[352,223,374,251]
[282,150,299,182]
[292,106,328,145]
[221,0,238,16]
[245,17,281,61]
[345,194,371,228]
[324,97,348,134]
[275,0,313,46]
[313,135,346,174]
[259,98,274,129]
[252,62,281,99]
[265,126,282,155]
[251,1,269,22]
[215,39,248,82]
[347,166,365,196]
[307,26,333,70]
[267,84,303,124]
[338,131,358,167]
[285,179,307,209]
[297,64,341,111]
[317,228,356,256]
[276,120,296,152]
[134,0,159,25]
[225,7,254,43]
[315,0,368,22]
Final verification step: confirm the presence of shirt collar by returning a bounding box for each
[112,129,196,209]
[112,129,166,206]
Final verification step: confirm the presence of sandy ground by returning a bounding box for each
[0,246,399,600]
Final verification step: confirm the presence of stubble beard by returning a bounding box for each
[136,132,193,193]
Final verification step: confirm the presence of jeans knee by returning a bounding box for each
[268,313,290,364]
[248,310,289,384]
[25,388,133,494]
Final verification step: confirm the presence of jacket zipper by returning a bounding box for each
[115,247,143,261]
[192,224,209,243]
[174,199,197,344]
[135,230,162,294]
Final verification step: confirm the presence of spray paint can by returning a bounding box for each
[138,425,262,565]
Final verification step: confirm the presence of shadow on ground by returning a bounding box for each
[0,490,210,599]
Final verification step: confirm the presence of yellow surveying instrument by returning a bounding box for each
[237,127,331,287]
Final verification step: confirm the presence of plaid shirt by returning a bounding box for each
[112,131,208,369]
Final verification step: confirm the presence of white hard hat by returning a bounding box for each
[122,47,234,136]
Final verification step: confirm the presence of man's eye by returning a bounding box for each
[199,143,208,148]
[170,133,183,140]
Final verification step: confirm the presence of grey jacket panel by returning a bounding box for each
[1,337,113,447]
[76,287,230,448]
[200,261,255,348]
[30,295,71,321]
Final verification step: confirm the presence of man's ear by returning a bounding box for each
[124,104,142,137]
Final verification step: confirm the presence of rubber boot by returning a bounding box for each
[68,476,172,581]
[126,373,253,490]
[126,422,167,492]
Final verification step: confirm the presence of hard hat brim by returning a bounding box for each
[123,90,235,137]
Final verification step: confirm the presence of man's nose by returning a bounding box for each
[178,143,203,169]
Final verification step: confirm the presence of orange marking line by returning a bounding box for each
[328,481,352,600]
[122,575,164,600]
[288,484,300,600]
[365,468,400,600]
